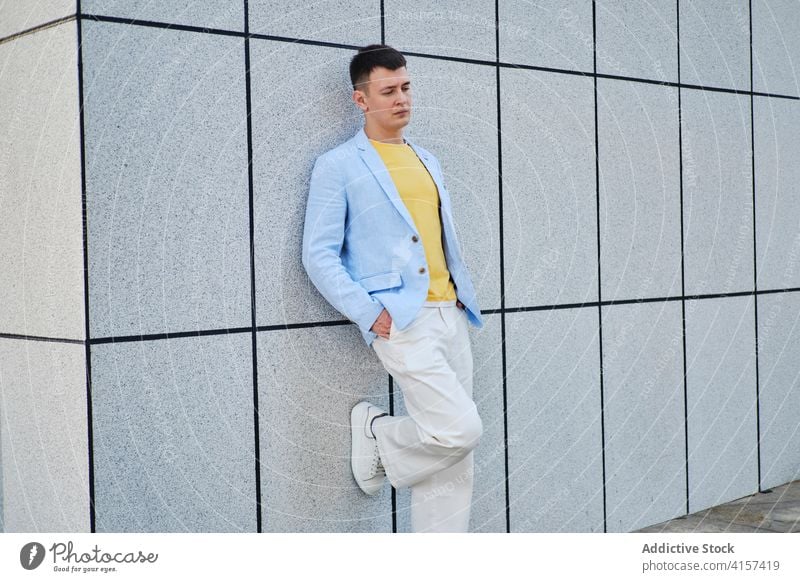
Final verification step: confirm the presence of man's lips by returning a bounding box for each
[394,110,409,115]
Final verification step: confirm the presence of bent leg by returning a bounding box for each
[371,306,482,490]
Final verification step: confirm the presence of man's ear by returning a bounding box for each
[352,89,367,112]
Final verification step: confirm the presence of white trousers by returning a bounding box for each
[371,299,483,533]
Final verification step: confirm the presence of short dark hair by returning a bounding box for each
[349,44,407,94]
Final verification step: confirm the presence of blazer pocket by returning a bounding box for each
[358,270,403,293]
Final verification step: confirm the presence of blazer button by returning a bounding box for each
[411,235,419,242]
[418,267,426,274]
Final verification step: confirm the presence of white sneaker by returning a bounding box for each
[351,401,388,495]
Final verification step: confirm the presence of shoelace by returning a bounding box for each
[368,443,385,479]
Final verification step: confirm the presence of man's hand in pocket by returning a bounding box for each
[370,308,393,339]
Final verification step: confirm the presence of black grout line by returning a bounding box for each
[6,286,797,348]
[388,376,397,533]
[0,14,76,45]
[73,13,800,102]
[90,326,253,345]
[0,333,83,345]
[75,0,96,534]
[748,0,763,493]
[380,0,385,46]
[592,0,608,535]
[494,0,511,535]
[80,13,243,38]
[757,287,800,296]
[591,73,797,101]
[243,0,263,535]
[13,286,789,347]
[502,286,800,311]
[677,0,690,518]
[379,0,398,534]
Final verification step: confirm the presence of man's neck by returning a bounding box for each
[364,124,405,145]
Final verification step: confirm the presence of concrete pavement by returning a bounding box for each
[635,479,800,533]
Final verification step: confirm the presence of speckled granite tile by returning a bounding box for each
[500,67,597,309]
[596,0,677,82]
[505,307,604,532]
[752,0,800,96]
[757,293,800,490]
[384,0,495,61]
[0,24,84,340]
[681,90,753,297]
[598,78,682,301]
[0,0,74,39]
[498,0,593,72]
[685,296,758,514]
[82,0,243,31]
[754,97,800,291]
[679,0,750,91]
[0,339,89,532]
[249,0,379,46]
[602,301,686,532]
[81,20,250,338]
[91,334,256,532]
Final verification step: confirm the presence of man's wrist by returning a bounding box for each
[362,301,385,333]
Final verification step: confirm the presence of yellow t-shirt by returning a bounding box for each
[370,138,457,301]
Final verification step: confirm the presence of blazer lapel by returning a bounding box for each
[355,127,418,234]
[354,126,456,230]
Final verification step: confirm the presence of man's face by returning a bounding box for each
[353,66,412,131]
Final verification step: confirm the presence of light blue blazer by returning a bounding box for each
[301,126,484,346]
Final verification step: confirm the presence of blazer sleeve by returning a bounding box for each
[301,153,385,336]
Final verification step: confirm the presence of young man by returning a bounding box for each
[301,44,484,533]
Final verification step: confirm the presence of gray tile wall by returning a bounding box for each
[757,292,800,490]
[499,0,593,71]
[386,0,496,61]
[597,79,682,301]
[602,302,686,532]
[752,0,800,96]
[0,0,75,40]
[501,68,598,308]
[0,339,90,532]
[0,23,84,340]
[249,0,379,46]
[596,0,677,82]
[679,0,750,91]
[91,334,256,532]
[505,308,604,532]
[754,97,800,290]
[81,0,243,32]
[681,89,753,296]
[685,296,758,512]
[81,20,251,338]
[2,2,799,533]
[0,16,87,532]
